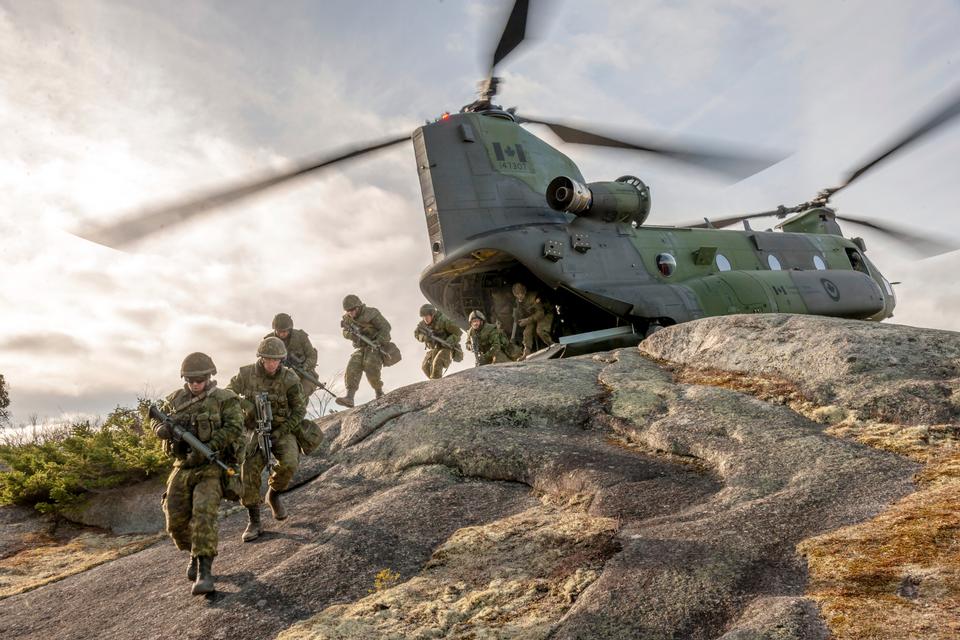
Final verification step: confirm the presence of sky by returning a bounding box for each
[1,0,959,425]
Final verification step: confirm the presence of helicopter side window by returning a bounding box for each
[656,253,677,277]
[813,255,826,270]
[715,254,731,272]
[846,248,869,274]
[767,254,782,271]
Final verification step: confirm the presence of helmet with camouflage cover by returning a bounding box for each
[468,310,486,323]
[419,303,437,317]
[342,294,362,311]
[511,283,527,297]
[257,336,288,359]
[272,312,294,331]
[181,352,216,378]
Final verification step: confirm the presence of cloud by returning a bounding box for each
[0,333,89,356]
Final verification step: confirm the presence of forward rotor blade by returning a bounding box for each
[824,87,960,200]
[522,117,785,181]
[491,0,530,71]
[75,134,411,248]
[835,213,957,258]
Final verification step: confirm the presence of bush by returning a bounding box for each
[0,399,170,514]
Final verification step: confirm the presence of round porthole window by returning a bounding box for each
[813,255,826,270]
[715,254,731,272]
[656,253,677,277]
[767,254,782,271]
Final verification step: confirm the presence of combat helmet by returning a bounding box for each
[511,283,527,297]
[468,310,486,323]
[342,294,362,311]
[272,313,294,331]
[419,303,437,317]
[181,352,216,378]
[257,336,288,359]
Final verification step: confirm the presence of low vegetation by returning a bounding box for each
[0,400,169,514]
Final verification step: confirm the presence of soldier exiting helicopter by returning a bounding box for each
[511,283,555,359]
[414,303,463,379]
[265,313,319,396]
[154,352,243,595]
[227,337,306,542]
[337,294,392,407]
[466,310,512,366]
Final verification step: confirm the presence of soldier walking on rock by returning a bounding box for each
[336,294,392,408]
[414,303,463,379]
[227,337,307,542]
[465,310,512,366]
[266,313,319,396]
[154,353,243,595]
[512,283,555,359]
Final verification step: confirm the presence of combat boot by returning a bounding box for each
[186,555,198,581]
[375,388,384,399]
[266,487,287,520]
[335,390,355,408]
[242,505,262,542]
[191,556,215,595]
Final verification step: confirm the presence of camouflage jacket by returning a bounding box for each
[466,323,510,357]
[161,383,243,468]
[227,362,306,435]
[414,311,462,351]
[264,328,318,372]
[514,292,551,325]
[341,305,391,349]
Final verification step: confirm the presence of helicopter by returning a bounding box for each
[78,0,960,358]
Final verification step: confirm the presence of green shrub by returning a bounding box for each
[0,399,170,514]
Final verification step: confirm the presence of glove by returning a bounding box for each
[518,318,531,328]
[154,421,174,441]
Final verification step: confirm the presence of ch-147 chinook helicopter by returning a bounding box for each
[80,0,960,357]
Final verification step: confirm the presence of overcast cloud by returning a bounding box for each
[1,0,959,423]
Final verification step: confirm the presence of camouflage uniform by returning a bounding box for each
[265,328,319,396]
[227,362,307,506]
[466,322,512,365]
[414,310,462,379]
[160,383,243,559]
[515,290,554,357]
[342,305,391,396]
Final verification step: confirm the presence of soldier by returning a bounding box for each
[227,337,307,542]
[465,310,512,365]
[265,312,319,396]
[336,294,392,408]
[414,303,463,379]
[154,352,243,595]
[512,283,555,359]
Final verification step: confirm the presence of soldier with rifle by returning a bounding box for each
[336,294,393,408]
[151,352,243,595]
[511,282,555,359]
[227,337,306,542]
[414,303,463,379]
[465,310,512,366]
[266,312,319,396]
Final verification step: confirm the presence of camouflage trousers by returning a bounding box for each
[345,347,383,393]
[522,316,554,354]
[298,375,317,398]
[163,464,223,558]
[240,430,300,506]
[421,347,453,379]
[476,348,510,366]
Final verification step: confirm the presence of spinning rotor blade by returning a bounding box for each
[491,0,530,71]
[681,208,788,229]
[75,134,411,248]
[834,213,957,258]
[820,87,960,201]
[521,117,785,181]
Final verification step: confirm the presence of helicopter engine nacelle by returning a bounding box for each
[546,175,651,226]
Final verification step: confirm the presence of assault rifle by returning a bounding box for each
[342,320,390,358]
[148,404,235,476]
[470,331,482,367]
[254,392,274,466]
[283,356,336,398]
[417,325,463,359]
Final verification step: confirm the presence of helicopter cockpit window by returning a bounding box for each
[813,255,826,270]
[715,254,731,272]
[767,254,782,271]
[656,253,677,277]
[846,248,869,274]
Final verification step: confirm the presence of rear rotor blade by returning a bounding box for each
[491,0,530,71]
[835,213,957,258]
[522,117,786,181]
[75,134,411,248]
[680,208,791,229]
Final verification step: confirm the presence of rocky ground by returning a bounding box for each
[1,314,956,639]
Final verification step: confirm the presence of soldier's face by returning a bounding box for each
[262,358,281,374]
[423,314,434,325]
[186,377,208,395]
[470,319,482,330]
[276,329,290,339]
[347,307,360,318]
